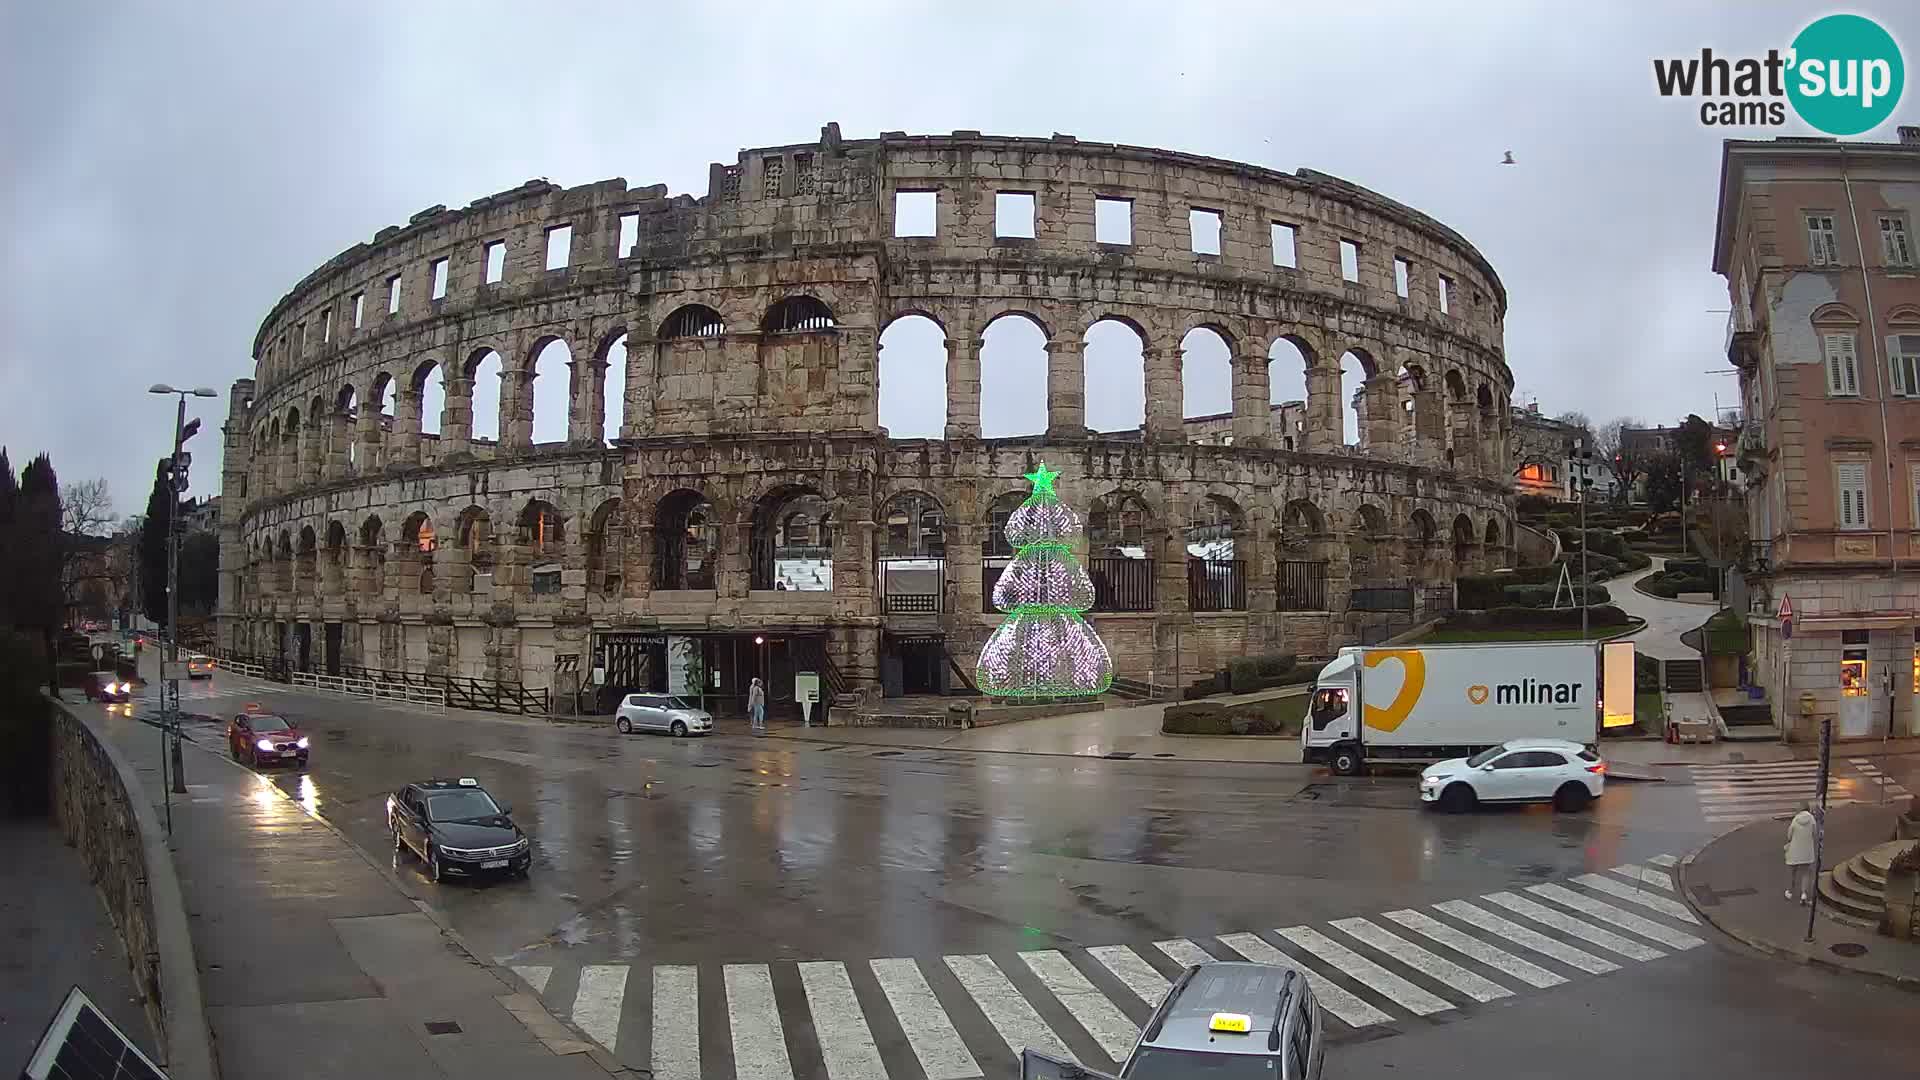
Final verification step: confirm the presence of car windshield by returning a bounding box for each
[661,696,693,710]
[1125,1046,1280,1078]
[426,790,502,821]
[1465,745,1507,768]
[249,716,291,732]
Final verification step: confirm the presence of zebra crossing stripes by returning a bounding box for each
[725,964,795,1080]
[1849,757,1914,801]
[1479,892,1666,962]
[946,954,1076,1064]
[1152,937,1216,969]
[799,962,888,1080]
[1214,932,1392,1029]
[1327,918,1512,1003]
[652,965,700,1080]
[572,965,629,1055]
[512,964,552,994]
[1274,926,1454,1017]
[1646,853,1678,867]
[1430,900,1619,974]
[1572,873,1699,923]
[1525,885,1705,951]
[1021,951,1139,1061]
[1608,864,1675,891]
[1379,909,1566,989]
[1086,944,1171,1008]
[868,958,978,1080]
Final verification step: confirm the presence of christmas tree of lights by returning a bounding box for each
[976,463,1114,698]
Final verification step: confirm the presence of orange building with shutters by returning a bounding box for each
[1716,131,1920,741]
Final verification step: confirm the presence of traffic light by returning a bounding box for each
[173,416,204,493]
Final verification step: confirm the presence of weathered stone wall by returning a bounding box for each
[224,126,1516,689]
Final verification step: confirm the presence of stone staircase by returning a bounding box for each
[1663,657,1704,693]
[1817,840,1909,927]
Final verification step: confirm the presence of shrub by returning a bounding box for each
[1163,702,1233,734]
[1544,512,1574,529]
[1502,583,1611,608]
[1163,699,1304,736]
[1256,653,1296,677]
[1443,604,1631,632]
[0,632,53,817]
[1635,651,1661,690]
[1622,550,1653,571]
[1618,528,1649,545]
[1515,494,1560,518]
[1227,652,1299,693]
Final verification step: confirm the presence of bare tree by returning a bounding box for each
[1594,417,1643,499]
[59,478,118,624]
[62,478,115,538]
[1556,410,1592,435]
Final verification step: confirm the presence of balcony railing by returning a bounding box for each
[1276,560,1329,612]
[1350,581,1414,612]
[878,557,944,616]
[1187,558,1247,612]
[1091,556,1155,612]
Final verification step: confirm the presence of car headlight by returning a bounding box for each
[255,738,274,752]
[514,838,530,852]
[296,737,309,749]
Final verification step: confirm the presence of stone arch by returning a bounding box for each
[528,336,571,444]
[275,529,294,593]
[1180,326,1233,423]
[1451,512,1477,571]
[1349,503,1390,577]
[1266,335,1313,450]
[1483,516,1506,570]
[333,383,359,474]
[762,295,837,333]
[878,314,947,438]
[1085,317,1146,434]
[1186,492,1248,610]
[296,524,318,593]
[979,311,1050,438]
[516,499,565,559]
[660,303,726,339]
[413,358,445,437]
[600,330,629,443]
[653,488,717,591]
[1089,490,1154,556]
[878,490,946,558]
[586,497,625,597]
[466,347,505,443]
[751,484,833,591]
[322,519,348,593]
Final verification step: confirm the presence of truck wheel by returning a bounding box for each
[1440,783,1477,813]
[1553,783,1591,813]
[1331,745,1364,776]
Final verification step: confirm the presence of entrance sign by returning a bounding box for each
[796,671,820,726]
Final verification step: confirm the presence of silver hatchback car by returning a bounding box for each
[1022,961,1323,1079]
[612,693,714,737]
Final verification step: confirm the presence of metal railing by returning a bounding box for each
[1187,558,1247,612]
[878,557,945,615]
[1350,581,1414,612]
[1276,560,1329,612]
[1090,556,1155,612]
[199,646,548,715]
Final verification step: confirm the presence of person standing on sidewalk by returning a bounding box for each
[748,676,766,735]
[1785,801,1817,904]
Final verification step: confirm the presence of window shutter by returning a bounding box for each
[1838,462,1869,528]
[1912,465,1920,529]
[1890,336,1908,396]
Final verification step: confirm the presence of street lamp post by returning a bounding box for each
[150,384,218,799]
[1575,438,1591,640]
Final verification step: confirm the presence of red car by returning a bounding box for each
[227,710,309,768]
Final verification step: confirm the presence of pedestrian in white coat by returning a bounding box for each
[748,677,766,735]
[1784,802,1817,905]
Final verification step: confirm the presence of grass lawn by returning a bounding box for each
[1421,625,1635,643]
[1635,690,1667,726]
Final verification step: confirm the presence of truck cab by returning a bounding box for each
[1302,650,1362,774]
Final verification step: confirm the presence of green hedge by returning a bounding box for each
[0,632,53,816]
[1162,698,1305,736]
[1502,583,1611,608]
[1635,651,1662,691]
[1443,604,1631,632]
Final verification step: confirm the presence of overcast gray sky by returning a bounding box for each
[4,1,1912,518]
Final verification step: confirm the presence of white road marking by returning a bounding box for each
[798,962,887,1080]
[512,965,552,994]
[1087,945,1171,1008]
[1526,885,1705,950]
[869,958,980,1080]
[1022,951,1139,1062]
[1152,938,1216,969]
[725,964,795,1080]
[1431,900,1620,974]
[1481,892,1665,962]
[1646,854,1678,867]
[946,954,1075,1064]
[1608,864,1674,891]
[572,965,630,1055]
[1215,932,1391,1029]
[1274,926,1452,1016]
[652,966,701,1080]
[1572,874,1699,923]
[1381,909,1565,989]
[1328,917,1512,1002]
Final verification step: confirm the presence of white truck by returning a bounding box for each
[1302,641,1618,775]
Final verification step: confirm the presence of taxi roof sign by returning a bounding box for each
[457,777,479,787]
[1208,1011,1252,1034]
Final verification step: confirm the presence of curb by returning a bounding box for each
[1677,826,1920,993]
[177,736,634,1075]
[758,728,1319,767]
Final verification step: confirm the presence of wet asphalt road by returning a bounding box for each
[150,674,1919,1077]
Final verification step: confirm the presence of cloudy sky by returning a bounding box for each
[3,1,1912,518]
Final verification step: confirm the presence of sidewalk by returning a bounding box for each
[99,705,628,1080]
[0,818,152,1074]
[1680,803,1920,988]
[764,686,1312,763]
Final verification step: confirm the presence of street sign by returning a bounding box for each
[1782,618,1793,641]
[161,660,187,682]
[795,671,820,727]
[1777,594,1793,619]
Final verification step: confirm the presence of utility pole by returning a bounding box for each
[166,396,187,795]
[1576,438,1590,640]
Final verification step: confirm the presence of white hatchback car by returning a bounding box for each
[613,693,714,737]
[1420,738,1605,813]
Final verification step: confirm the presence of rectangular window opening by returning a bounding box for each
[1095,197,1132,245]
[1270,222,1297,268]
[1808,214,1839,266]
[1823,332,1860,396]
[894,190,936,237]
[387,274,402,314]
[545,224,572,270]
[995,192,1036,239]
[1837,461,1870,530]
[1190,208,1222,255]
[1339,240,1361,283]
[1438,275,1453,314]
[618,214,639,258]
[351,293,365,329]
[430,257,449,300]
[1882,215,1914,267]
[484,241,506,284]
[1891,333,1920,396]
[321,309,332,343]
[1393,256,1411,298]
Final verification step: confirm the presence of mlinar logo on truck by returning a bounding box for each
[1469,679,1585,706]
[1361,649,1426,732]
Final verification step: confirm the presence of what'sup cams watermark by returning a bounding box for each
[1654,13,1904,135]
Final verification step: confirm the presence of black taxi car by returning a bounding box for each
[386,778,532,883]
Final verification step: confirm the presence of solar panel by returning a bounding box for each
[21,986,167,1080]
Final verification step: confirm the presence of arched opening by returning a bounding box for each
[1277,499,1331,610]
[660,304,724,340]
[1180,326,1232,425]
[979,313,1048,438]
[877,491,945,614]
[1267,336,1312,451]
[1340,349,1376,447]
[1407,508,1439,578]
[414,361,444,437]
[1484,517,1506,571]
[601,333,628,444]
[878,314,947,437]
[467,349,504,443]
[335,385,358,473]
[531,338,571,444]
[1350,504,1388,577]
[762,295,836,333]
[296,526,317,593]
[979,490,1029,612]
[587,498,625,598]
[752,487,833,591]
[1085,318,1146,434]
[373,372,395,421]
[1452,513,1477,573]
[323,520,347,594]
[517,501,565,596]
[1186,494,1246,610]
[357,517,385,599]
[282,406,302,484]
[451,505,493,594]
[1088,491,1154,611]
[275,531,294,594]
[653,490,717,591]
[400,512,436,598]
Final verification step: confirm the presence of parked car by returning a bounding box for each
[613,693,714,737]
[386,778,532,883]
[85,671,132,703]
[1420,737,1606,813]
[227,711,309,768]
